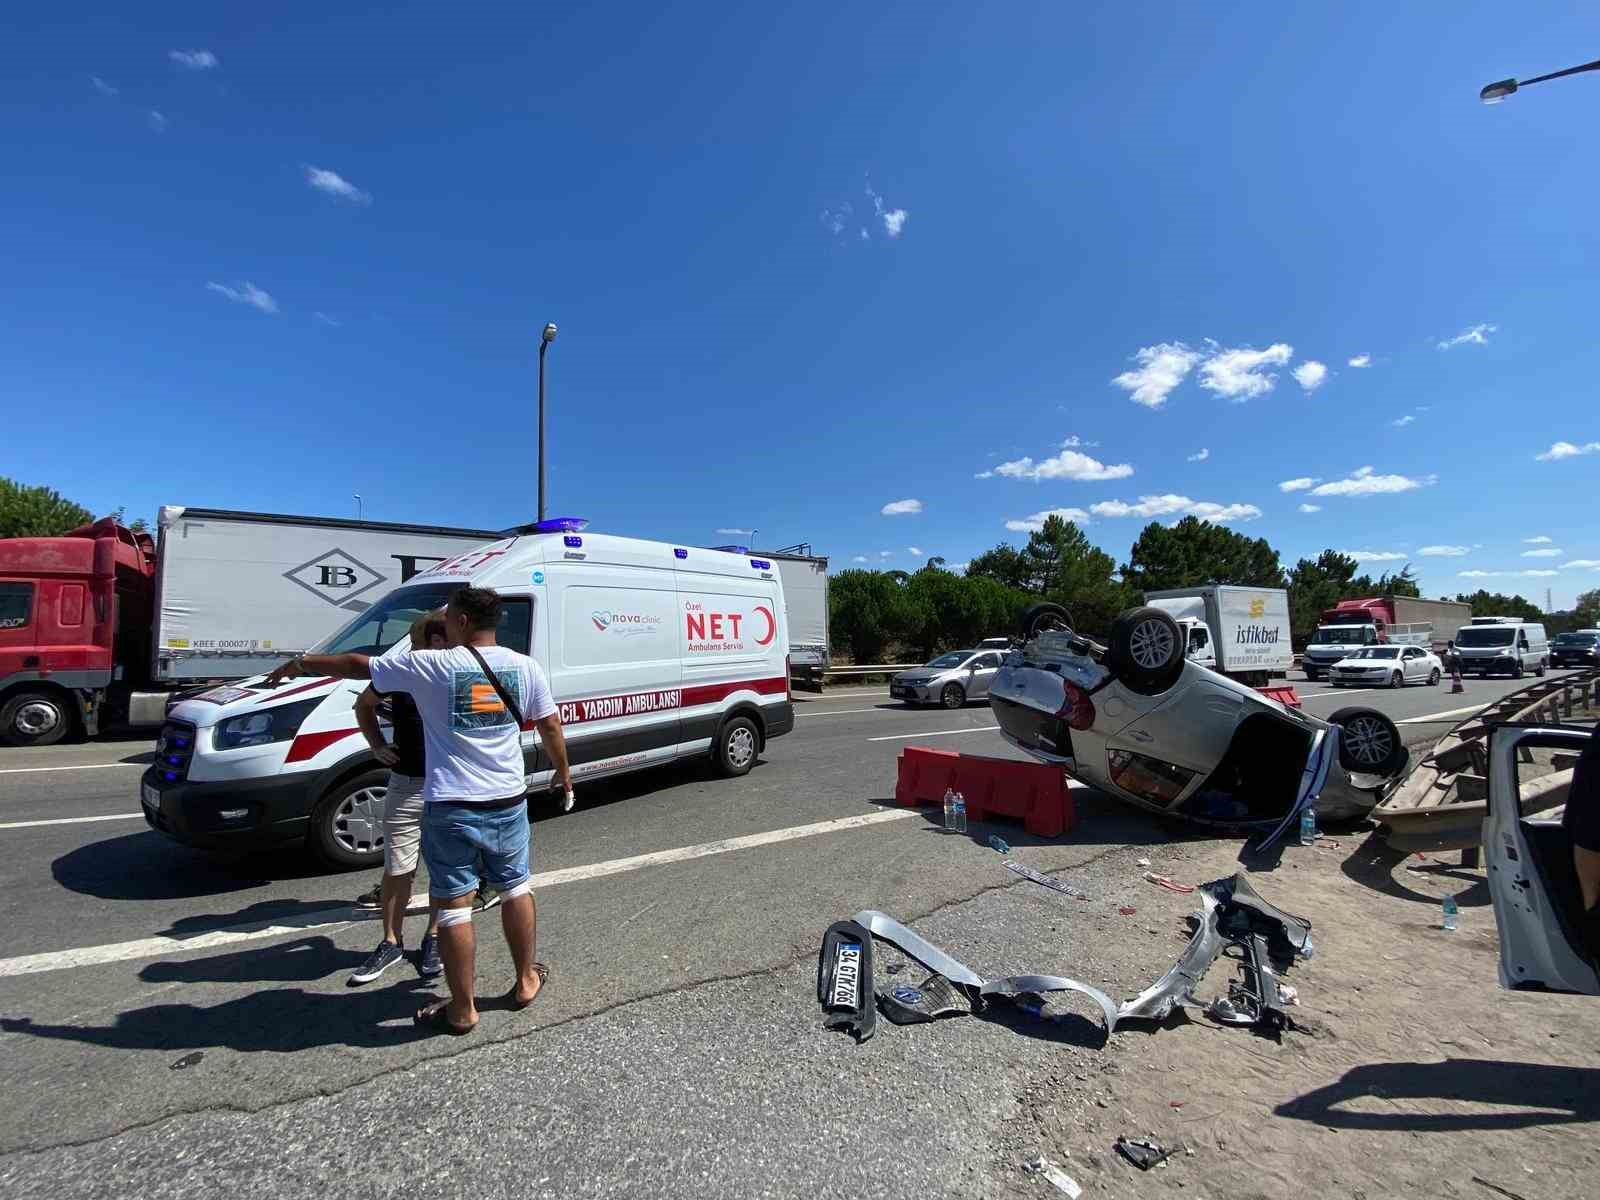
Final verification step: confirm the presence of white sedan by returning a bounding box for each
[1328,644,1442,689]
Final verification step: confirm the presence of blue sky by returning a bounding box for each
[4,3,1598,606]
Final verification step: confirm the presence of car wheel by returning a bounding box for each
[1390,670,1404,690]
[1107,606,1185,694]
[0,689,73,747]
[1428,667,1441,686]
[1303,668,1320,682]
[1535,659,1547,677]
[1327,707,1407,776]
[1512,659,1525,679]
[1017,602,1073,642]
[940,683,966,709]
[309,770,389,868]
[715,715,760,777]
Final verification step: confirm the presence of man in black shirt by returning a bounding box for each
[348,614,448,985]
[1563,720,1600,960]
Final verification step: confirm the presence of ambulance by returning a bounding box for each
[139,520,795,867]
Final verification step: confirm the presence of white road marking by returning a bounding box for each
[800,707,896,717]
[1297,688,1378,699]
[0,813,143,831]
[1398,704,1487,725]
[868,725,1001,743]
[0,807,923,978]
[0,762,144,776]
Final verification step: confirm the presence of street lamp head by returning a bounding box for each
[1480,77,1518,103]
[541,322,558,344]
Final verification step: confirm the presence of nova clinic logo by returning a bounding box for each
[591,610,612,633]
[591,610,661,638]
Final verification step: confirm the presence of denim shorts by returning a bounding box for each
[421,800,531,901]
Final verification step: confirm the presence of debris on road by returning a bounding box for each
[1144,872,1196,894]
[1023,1157,1083,1197]
[989,833,1011,854]
[1471,1177,1530,1200]
[170,1051,204,1071]
[1114,1136,1173,1170]
[1004,859,1090,900]
[1117,905,1137,916]
[817,919,876,1043]
[875,973,968,1025]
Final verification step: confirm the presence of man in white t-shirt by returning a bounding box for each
[265,585,573,1035]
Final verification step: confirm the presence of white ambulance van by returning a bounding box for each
[139,522,795,867]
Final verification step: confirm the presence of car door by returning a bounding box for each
[1402,646,1423,682]
[1483,723,1600,995]
[966,652,1003,698]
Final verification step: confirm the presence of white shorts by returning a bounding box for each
[382,772,427,876]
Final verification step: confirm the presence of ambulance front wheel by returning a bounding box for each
[715,715,760,777]
[310,769,389,868]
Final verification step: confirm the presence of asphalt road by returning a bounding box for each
[0,668,1578,1197]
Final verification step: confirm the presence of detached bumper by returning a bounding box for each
[140,767,312,853]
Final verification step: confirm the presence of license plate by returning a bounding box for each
[141,783,160,812]
[830,941,863,1007]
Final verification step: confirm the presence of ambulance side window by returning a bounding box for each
[497,598,533,655]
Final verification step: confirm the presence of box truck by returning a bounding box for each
[1302,595,1473,679]
[1145,585,1294,686]
[0,506,504,745]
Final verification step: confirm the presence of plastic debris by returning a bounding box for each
[1143,872,1196,894]
[1118,906,1137,916]
[170,1051,204,1071]
[1136,857,1152,867]
[1115,1136,1173,1170]
[1004,859,1090,900]
[989,833,1012,855]
[1023,1158,1083,1198]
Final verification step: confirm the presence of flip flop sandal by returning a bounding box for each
[413,1002,475,1036]
[503,962,550,1011]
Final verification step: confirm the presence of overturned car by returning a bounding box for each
[988,605,1409,841]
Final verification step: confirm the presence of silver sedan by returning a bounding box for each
[890,650,1005,709]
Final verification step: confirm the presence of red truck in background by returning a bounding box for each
[0,518,156,746]
[1319,595,1474,642]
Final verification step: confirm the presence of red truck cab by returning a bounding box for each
[0,518,156,745]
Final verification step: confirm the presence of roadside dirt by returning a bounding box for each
[992,827,1600,1200]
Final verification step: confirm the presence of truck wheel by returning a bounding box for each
[0,690,73,747]
[309,770,388,868]
[1327,708,1407,776]
[940,683,966,709]
[1106,606,1185,694]
[1017,602,1073,642]
[715,715,760,777]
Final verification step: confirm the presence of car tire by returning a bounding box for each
[1017,602,1073,642]
[309,769,389,869]
[940,683,966,709]
[1428,667,1441,686]
[1107,606,1185,694]
[0,690,74,747]
[1390,671,1404,690]
[1303,668,1320,682]
[715,715,761,777]
[1535,659,1547,677]
[1327,707,1407,776]
[1512,659,1525,679]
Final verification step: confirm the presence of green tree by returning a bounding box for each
[0,477,94,539]
[1121,516,1285,594]
[965,543,1031,590]
[1577,588,1600,627]
[829,570,905,662]
[1375,564,1421,598]
[1452,590,1544,622]
[965,515,1132,637]
[1286,550,1361,641]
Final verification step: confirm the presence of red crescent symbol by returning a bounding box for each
[754,605,776,646]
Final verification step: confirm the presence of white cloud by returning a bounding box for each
[881,498,922,516]
[1278,477,1319,492]
[1563,560,1600,569]
[1089,495,1261,523]
[1111,342,1201,409]
[946,562,968,574]
[1309,465,1436,498]
[1458,570,1495,578]
[908,546,922,556]
[1522,548,1563,558]
[146,109,168,133]
[169,49,219,70]
[1524,536,1553,544]
[1391,415,1415,428]
[878,550,895,559]
[313,311,341,327]
[1536,440,1600,461]
[1005,507,1090,533]
[305,165,372,205]
[90,75,118,96]
[1524,570,1560,577]
[1060,435,1099,448]
[1419,545,1469,557]
[1347,354,1371,368]
[1437,322,1496,350]
[864,182,907,238]
[851,555,869,563]
[206,280,278,314]
[1340,549,1408,562]
[1458,568,1561,578]
[1292,361,1327,392]
[715,527,755,536]
[1298,503,1322,514]
[1187,448,1209,462]
[1198,342,1293,401]
[981,448,1134,483]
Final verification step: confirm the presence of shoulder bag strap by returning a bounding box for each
[463,644,527,729]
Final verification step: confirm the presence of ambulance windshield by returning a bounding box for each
[311,583,532,656]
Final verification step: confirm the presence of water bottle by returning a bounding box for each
[943,787,957,832]
[1298,807,1317,846]
[951,790,968,834]
[1441,894,1459,932]
[988,833,1011,855]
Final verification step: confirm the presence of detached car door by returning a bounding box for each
[1484,723,1600,995]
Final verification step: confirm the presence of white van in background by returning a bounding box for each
[140,523,794,867]
[1453,619,1550,678]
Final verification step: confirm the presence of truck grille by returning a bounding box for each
[155,720,197,783]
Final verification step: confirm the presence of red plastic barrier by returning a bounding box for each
[894,747,1076,838]
[1257,684,1302,710]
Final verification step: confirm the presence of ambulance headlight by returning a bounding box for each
[215,699,322,750]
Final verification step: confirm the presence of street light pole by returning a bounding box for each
[354,493,362,520]
[1481,56,1600,102]
[538,322,558,521]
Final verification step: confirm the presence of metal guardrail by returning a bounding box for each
[822,664,920,677]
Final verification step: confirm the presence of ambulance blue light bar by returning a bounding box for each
[710,544,750,554]
[531,517,587,533]
[749,559,771,570]
[674,548,688,559]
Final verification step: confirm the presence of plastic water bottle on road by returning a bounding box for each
[942,788,967,833]
[988,833,1010,854]
[1441,894,1459,931]
[1298,807,1317,847]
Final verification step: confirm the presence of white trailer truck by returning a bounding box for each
[765,545,829,691]
[1145,585,1294,687]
